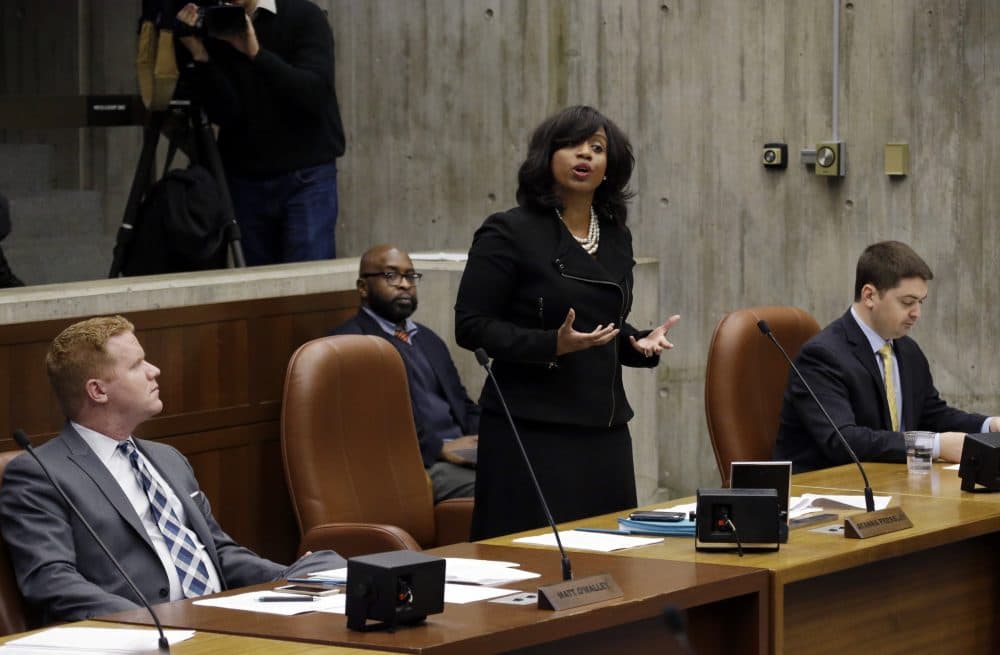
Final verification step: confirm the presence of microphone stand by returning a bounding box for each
[756,320,912,538]
[474,349,623,610]
[13,430,172,652]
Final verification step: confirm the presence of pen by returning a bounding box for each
[287,577,345,584]
[258,595,317,602]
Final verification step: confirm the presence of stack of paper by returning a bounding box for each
[303,558,540,606]
[0,626,194,654]
[306,558,541,587]
[194,590,346,615]
[788,493,891,519]
[513,530,662,552]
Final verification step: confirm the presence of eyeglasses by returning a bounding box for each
[360,271,423,286]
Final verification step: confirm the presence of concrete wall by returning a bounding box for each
[330,0,1000,498]
[4,0,1000,498]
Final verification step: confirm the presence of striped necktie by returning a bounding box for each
[394,326,411,344]
[878,343,900,431]
[118,441,218,598]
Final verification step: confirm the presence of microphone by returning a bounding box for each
[663,605,696,655]
[12,429,171,653]
[756,320,875,512]
[473,349,572,581]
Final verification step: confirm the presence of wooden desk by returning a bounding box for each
[0,620,380,654]
[100,542,769,655]
[793,460,1000,502]
[485,469,1000,655]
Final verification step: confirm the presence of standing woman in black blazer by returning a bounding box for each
[455,106,680,539]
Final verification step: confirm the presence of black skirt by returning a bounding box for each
[469,409,638,540]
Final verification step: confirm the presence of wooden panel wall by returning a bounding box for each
[0,291,359,562]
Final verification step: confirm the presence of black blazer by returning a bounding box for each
[331,311,481,467]
[775,309,988,472]
[455,206,657,427]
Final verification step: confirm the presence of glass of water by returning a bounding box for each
[904,431,934,474]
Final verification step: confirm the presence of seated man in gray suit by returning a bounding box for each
[332,245,479,502]
[0,315,344,624]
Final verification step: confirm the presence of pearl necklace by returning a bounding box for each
[555,206,600,255]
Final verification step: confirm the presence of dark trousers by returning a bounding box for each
[228,160,339,265]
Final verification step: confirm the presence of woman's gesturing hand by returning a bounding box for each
[555,308,620,356]
[629,314,681,357]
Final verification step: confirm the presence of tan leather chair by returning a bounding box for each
[281,334,473,558]
[0,450,29,636]
[704,306,820,485]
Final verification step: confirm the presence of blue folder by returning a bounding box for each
[617,518,696,536]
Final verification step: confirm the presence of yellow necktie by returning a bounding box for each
[878,343,899,431]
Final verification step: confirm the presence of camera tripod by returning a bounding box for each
[109,97,245,277]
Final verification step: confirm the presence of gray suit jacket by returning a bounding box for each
[0,424,344,624]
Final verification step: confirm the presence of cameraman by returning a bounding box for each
[175,0,345,265]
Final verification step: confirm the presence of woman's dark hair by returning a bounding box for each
[516,105,635,227]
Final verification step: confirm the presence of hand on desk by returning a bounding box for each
[939,432,968,462]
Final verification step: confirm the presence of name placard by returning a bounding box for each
[843,506,913,539]
[537,573,622,611]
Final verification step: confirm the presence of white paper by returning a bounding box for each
[788,493,891,519]
[310,583,520,614]
[443,557,520,568]
[192,590,343,615]
[309,558,539,587]
[513,529,662,552]
[305,567,347,582]
[442,583,526,604]
[0,627,194,654]
[943,464,960,470]
[444,559,540,586]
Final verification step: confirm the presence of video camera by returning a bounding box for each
[174,2,246,39]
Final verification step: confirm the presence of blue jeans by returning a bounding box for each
[227,160,338,265]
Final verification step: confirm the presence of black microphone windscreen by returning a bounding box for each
[757,319,771,335]
[12,429,30,449]
[474,348,490,366]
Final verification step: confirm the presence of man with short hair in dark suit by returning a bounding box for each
[775,241,999,473]
[0,315,343,624]
[332,245,479,501]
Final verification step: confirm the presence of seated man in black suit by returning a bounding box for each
[332,245,479,501]
[775,241,999,472]
[0,315,344,624]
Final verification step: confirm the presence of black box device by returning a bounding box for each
[730,460,792,542]
[959,433,1000,492]
[695,488,781,552]
[346,550,446,631]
